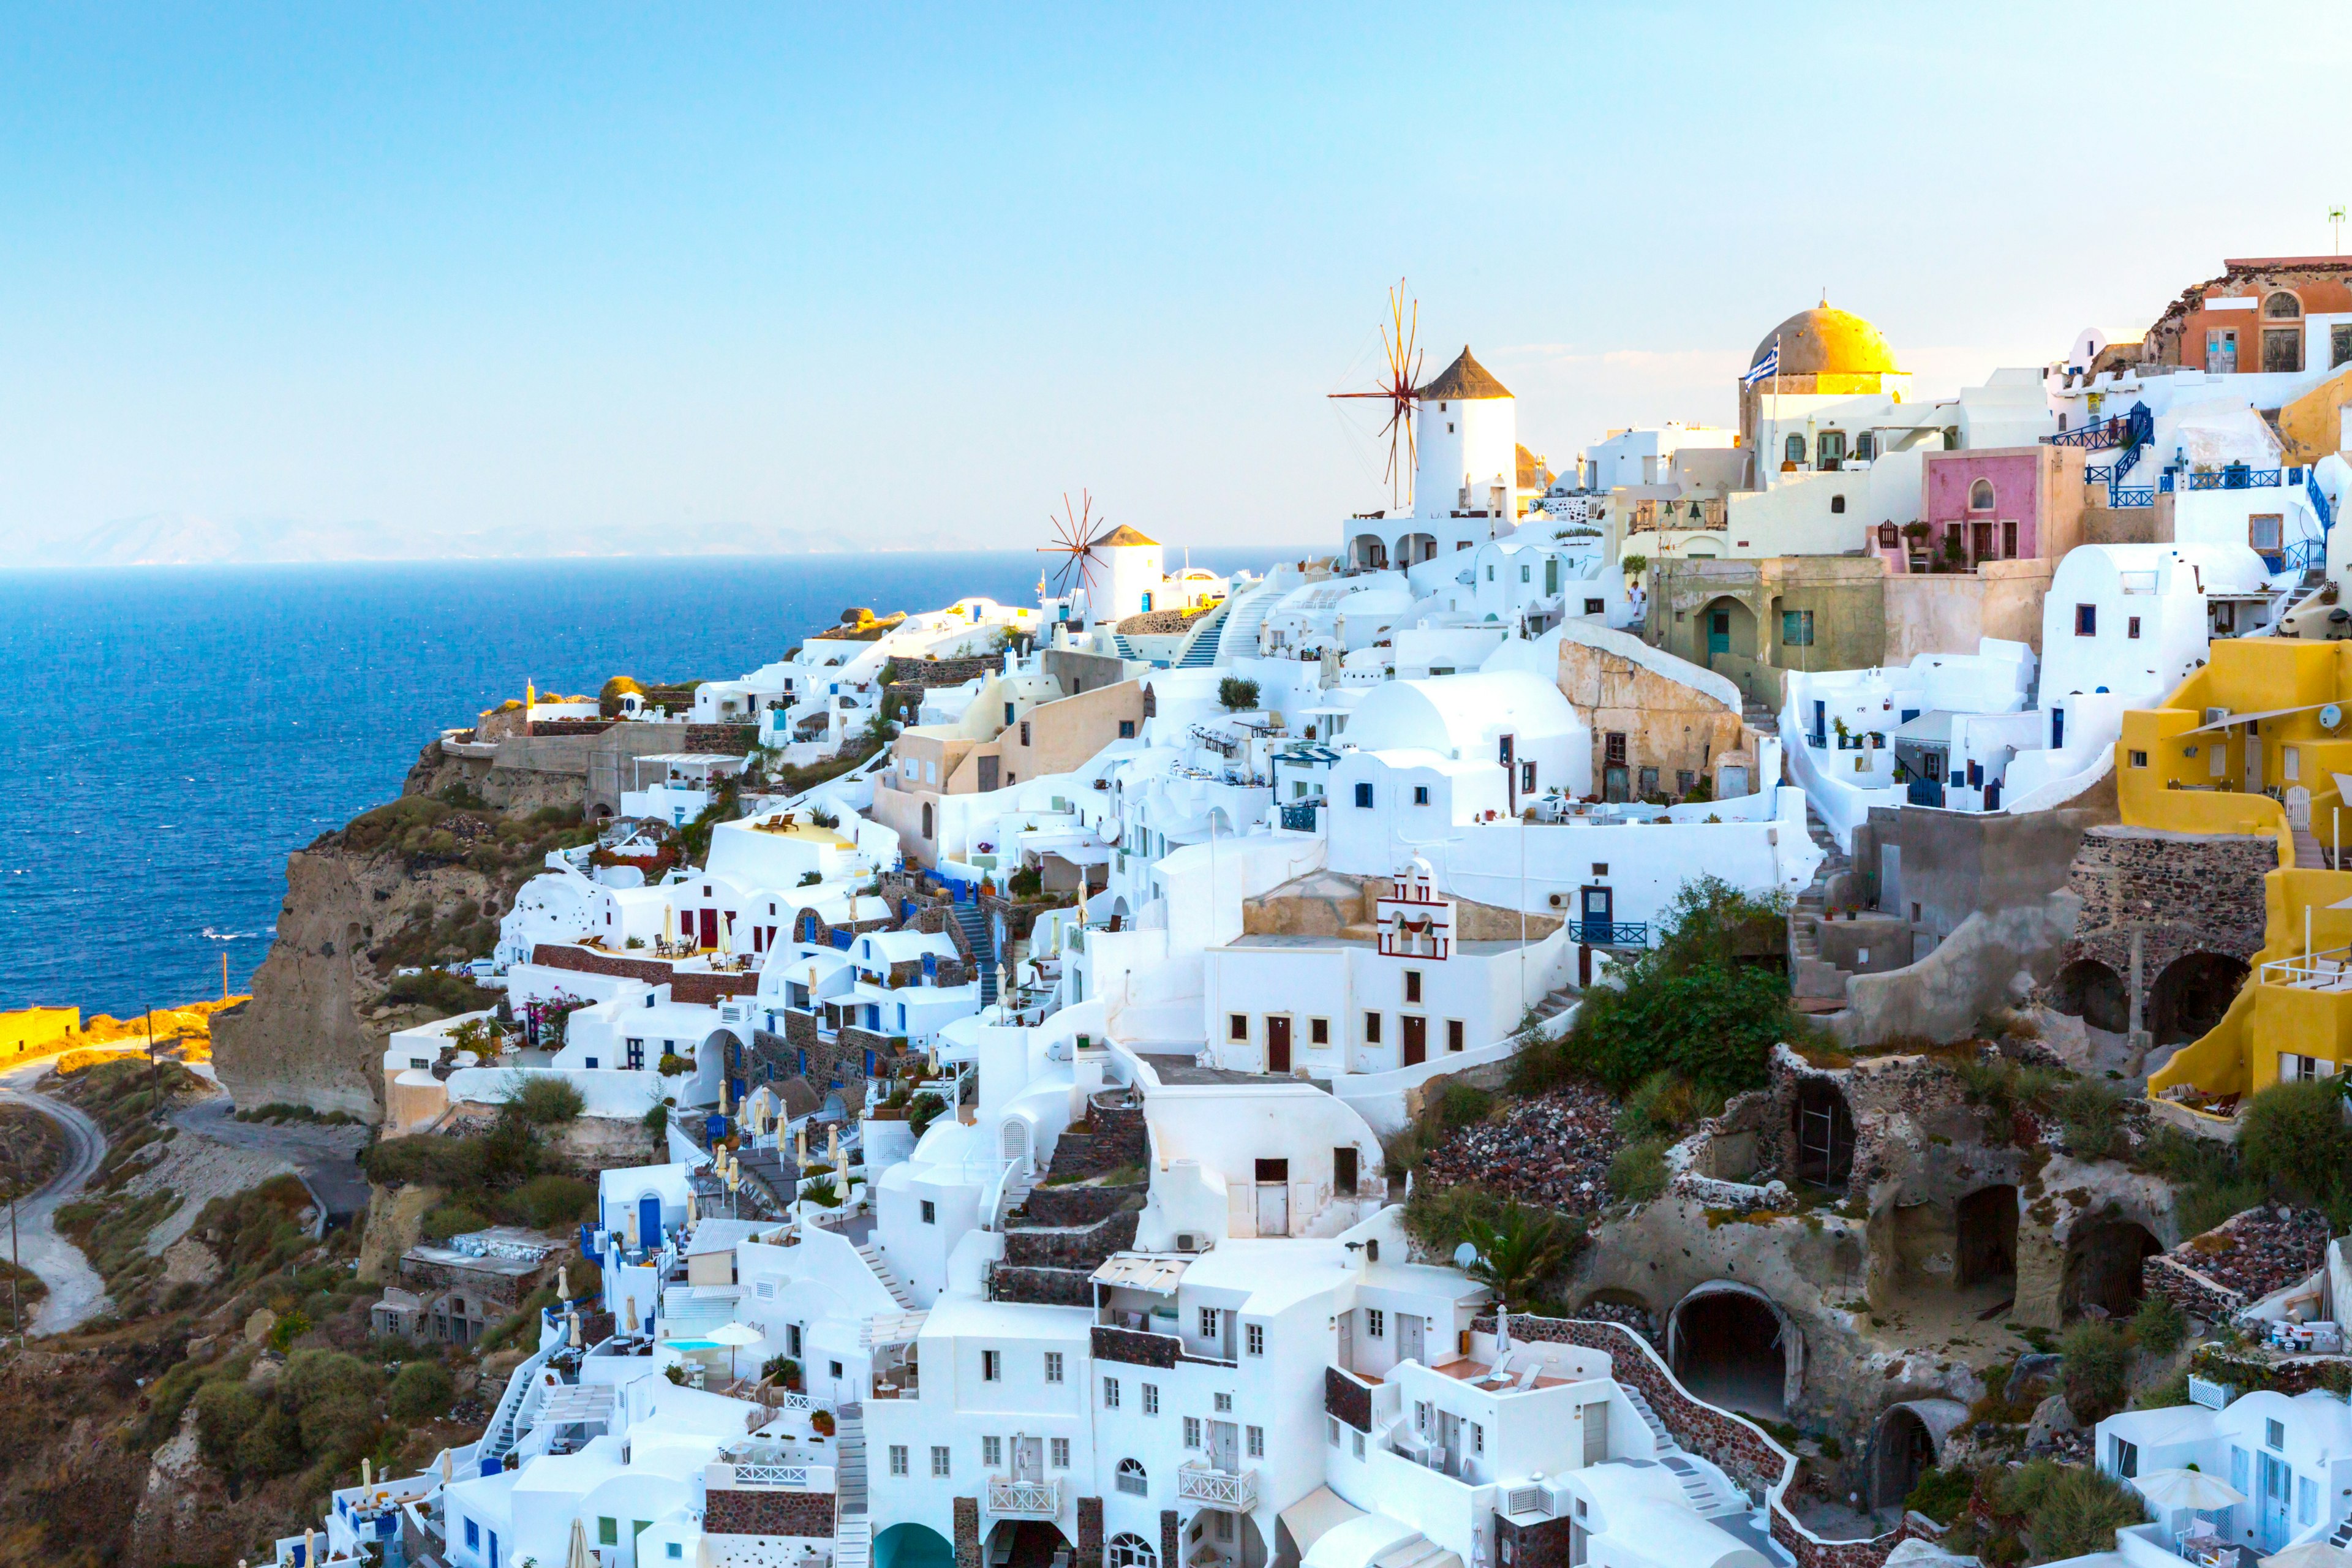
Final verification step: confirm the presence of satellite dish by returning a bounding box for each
[1453,1242,1480,1270]
[2323,704,2343,731]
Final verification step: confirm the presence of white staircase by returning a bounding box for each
[1619,1386,1674,1455]
[855,1242,919,1310]
[836,1403,872,1568]
[1659,1453,1743,1517]
[1215,576,1285,662]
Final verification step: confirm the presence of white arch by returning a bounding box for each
[1665,1280,1805,1411]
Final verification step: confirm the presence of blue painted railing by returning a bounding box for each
[1569,920,1649,948]
[2309,469,2337,533]
[2113,487,2156,508]
[2183,464,2284,491]
[1277,800,1323,832]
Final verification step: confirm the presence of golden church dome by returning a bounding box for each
[1750,301,1899,378]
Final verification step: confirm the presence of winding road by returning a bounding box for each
[0,1060,111,1335]
[172,1096,371,1224]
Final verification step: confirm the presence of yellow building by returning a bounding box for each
[2118,639,2352,1104]
[0,1006,78,1060]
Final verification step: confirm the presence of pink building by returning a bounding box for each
[1872,445,2087,573]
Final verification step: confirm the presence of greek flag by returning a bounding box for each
[1742,340,1780,387]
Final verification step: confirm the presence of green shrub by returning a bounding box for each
[2056,1079,2122,1159]
[1997,1458,2146,1559]
[1904,1466,1974,1526]
[1431,1082,1495,1133]
[194,1382,266,1474]
[507,1174,597,1229]
[1516,878,1800,1096]
[2241,1079,2352,1205]
[2132,1293,2187,1356]
[1216,677,1260,712]
[387,1360,453,1420]
[1615,1070,1722,1140]
[1608,1137,1670,1203]
[2135,1368,2193,1409]
[421,1203,491,1242]
[510,1076,586,1126]
[2060,1319,2130,1423]
[907,1092,947,1140]
[268,1306,312,1351]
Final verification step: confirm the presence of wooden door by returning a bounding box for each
[977,755,1000,791]
[1401,1015,1427,1066]
[1266,1016,1291,1074]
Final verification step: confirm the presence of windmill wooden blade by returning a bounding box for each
[1327,279,1422,508]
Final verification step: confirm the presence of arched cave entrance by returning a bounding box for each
[1956,1185,2019,1290]
[986,1521,1074,1568]
[2063,1219,2163,1319]
[2150,953,2249,1046]
[1670,1286,1795,1419]
[1792,1077,1855,1190]
[2051,959,2129,1033]
[1869,1400,1967,1510]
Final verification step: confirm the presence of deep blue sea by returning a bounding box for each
[0,551,1289,1018]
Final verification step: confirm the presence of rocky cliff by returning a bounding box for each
[212,737,598,1121]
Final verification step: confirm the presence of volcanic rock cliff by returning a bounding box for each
[211,737,600,1120]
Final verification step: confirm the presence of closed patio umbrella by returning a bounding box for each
[567,1516,592,1568]
[2138,1468,2251,1512]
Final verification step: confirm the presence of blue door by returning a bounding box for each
[489,1532,499,1568]
[2051,708,2065,749]
[638,1194,663,1249]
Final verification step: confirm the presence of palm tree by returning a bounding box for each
[1461,1204,1572,1313]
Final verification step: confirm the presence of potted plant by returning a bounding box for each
[811,1409,837,1438]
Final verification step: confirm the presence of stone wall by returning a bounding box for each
[1025,1182,1147,1227]
[1076,1496,1104,1568]
[527,943,759,1002]
[1324,1367,1372,1432]
[703,1488,836,1537]
[2060,826,2272,1031]
[1092,1325,1179,1370]
[954,1496,981,1568]
[1000,1206,1140,1270]
[1047,1098,1149,1180]
[397,1256,545,1314]
[1493,1514,1577,1568]
[687,724,760,754]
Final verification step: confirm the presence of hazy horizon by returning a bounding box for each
[7,1,2348,567]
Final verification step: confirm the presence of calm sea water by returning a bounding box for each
[0,551,1287,1017]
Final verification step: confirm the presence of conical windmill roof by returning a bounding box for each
[1418,347,1512,401]
[1095,524,1159,547]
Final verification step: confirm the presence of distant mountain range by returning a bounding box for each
[24,514,966,567]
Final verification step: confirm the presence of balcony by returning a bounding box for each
[988,1477,1062,1518]
[1177,1461,1258,1511]
[1567,920,1648,949]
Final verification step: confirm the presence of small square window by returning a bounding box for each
[1472,1422,1484,1454]
[1185,1417,1202,1449]
[1200,1307,1219,1337]
[1311,1017,1330,1045]
[668,1547,684,1561]
[889,1445,909,1476]
[1051,1438,1070,1468]
[1327,1416,1340,1447]
[1591,862,1607,876]
[1144,1382,1160,1415]
[1447,1019,1464,1052]
[1412,785,1430,805]
[1404,971,1423,1003]
[2075,603,2097,636]
[921,1199,936,1224]
[982,1349,1001,1381]
[1354,782,1374,809]
[1229,1014,1248,1041]
[2269,1419,2286,1450]
[600,1519,619,1547]
[1215,1392,1233,1412]
[1248,1425,1265,1457]
[1102,1377,1120,1409]
[1045,1352,1063,1383]
[982,1435,1003,1467]
[1366,1308,1385,1337]
[830,1360,843,1379]
[1247,1323,1265,1355]
[932,1446,952,1477]
[2129,750,2149,768]
[2127,616,2141,639]
[1353,1430,1366,1460]
[1365,1011,1382,1043]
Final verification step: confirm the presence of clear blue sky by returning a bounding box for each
[4,2,2346,560]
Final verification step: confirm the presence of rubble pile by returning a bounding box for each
[2150,1205,2333,1319]
[1420,1084,1622,1215]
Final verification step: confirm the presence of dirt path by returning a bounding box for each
[171,1097,370,1224]
[0,1062,111,1335]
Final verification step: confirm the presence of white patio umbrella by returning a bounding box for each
[2261,1545,2352,1568]
[567,1515,593,1568]
[709,1320,763,1381]
[2138,1468,2250,1513]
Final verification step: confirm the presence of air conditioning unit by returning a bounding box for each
[1503,1485,1550,1518]
[1547,892,1566,909]
[1175,1232,1205,1253]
